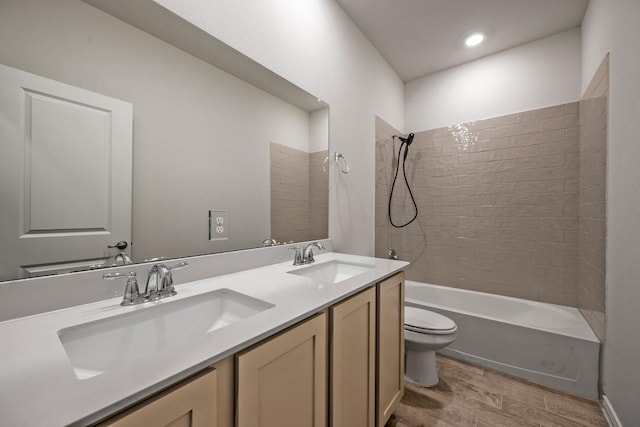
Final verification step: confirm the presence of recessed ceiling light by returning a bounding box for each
[464,32,485,47]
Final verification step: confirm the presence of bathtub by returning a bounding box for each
[405,281,600,399]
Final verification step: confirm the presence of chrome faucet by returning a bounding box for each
[108,241,132,265]
[113,252,133,265]
[262,238,278,247]
[290,246,304,266]
[302,242,325,264]
[86,244,133,270]
[103,262,188,306]
[145,262,188,300]
[145,263,170,300]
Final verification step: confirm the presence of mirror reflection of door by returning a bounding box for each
[0,64,133,280]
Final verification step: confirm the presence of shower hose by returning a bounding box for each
[388,136,418,228]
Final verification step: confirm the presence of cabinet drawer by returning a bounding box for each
[97,368,218,427]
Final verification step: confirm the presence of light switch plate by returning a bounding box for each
[209,210,229,241]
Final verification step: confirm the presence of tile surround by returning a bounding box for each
[309,150,329,241]
[377,77,608,329]
[271,142,310,243]
[578,54,609,341]
[376,101,584,306]
[270,142,328,244]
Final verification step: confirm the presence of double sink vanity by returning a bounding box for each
[0,2,407,426]
[0,244,408,426]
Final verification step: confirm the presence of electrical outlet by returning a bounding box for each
[209,210,229,240]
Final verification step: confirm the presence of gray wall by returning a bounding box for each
[153,0,406,257]
[582,0,640,423]
[0,0,311,261]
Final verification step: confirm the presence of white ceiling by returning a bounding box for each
[335,0,589,82]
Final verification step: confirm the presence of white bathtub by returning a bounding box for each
[405,281,600,399]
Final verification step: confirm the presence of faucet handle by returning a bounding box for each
[103,272,142,306]
[289,246,304,266]
[168,261,188,271]
[143,256,166,263]
[103,271,136,280]
[158,262,188,297]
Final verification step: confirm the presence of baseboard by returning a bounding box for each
[602,394,623,427]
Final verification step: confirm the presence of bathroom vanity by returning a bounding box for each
[0,249,407,426]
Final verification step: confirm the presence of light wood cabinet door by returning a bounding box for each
[236,312,327,427]
[212,357,234,427]
[97,368,218,427]
[377,272,405,427]
[330,287,376,427]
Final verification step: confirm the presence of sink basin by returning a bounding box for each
[288,260,374,284]
[58,289,274,379]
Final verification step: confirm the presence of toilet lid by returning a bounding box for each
[404,306,457,335]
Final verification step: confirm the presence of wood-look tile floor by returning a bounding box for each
[386,355,608,427]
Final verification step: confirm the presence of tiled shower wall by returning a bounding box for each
[578,55,608,340]
[270,142,328,243]
[309,151,329,240]
[376,102,584,306]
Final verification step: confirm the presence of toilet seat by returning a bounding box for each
[404,306,457,335]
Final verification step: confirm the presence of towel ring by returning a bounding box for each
[322,156,329,174]
[334,152,350,174]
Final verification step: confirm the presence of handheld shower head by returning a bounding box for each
[398,133,414,146]
[389,132,419,228]
[398,133,415,160]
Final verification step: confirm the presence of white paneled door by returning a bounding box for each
[0,64,133,280]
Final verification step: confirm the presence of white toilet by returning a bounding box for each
[404,306,458,387]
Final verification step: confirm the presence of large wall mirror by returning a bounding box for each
[0,0,329,282]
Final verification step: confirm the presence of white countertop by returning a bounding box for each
[0,252,407,426]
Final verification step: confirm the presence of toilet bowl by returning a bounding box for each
[404,306,458,387]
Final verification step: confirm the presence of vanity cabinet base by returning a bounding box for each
[377,272,405,427]
[330,287,376,427]
[236,312,327,427]
[93,272,405,427]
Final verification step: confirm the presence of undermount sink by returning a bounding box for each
[288,260,375,284]
[58,289,274,379]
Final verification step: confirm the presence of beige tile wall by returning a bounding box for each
[271,142,310,243]
[583,54,609,100]
[375,117,405,260]
[270,142,328,243]
[309,150,329,241]
[376,102,582,306]
[578,54,609,341]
